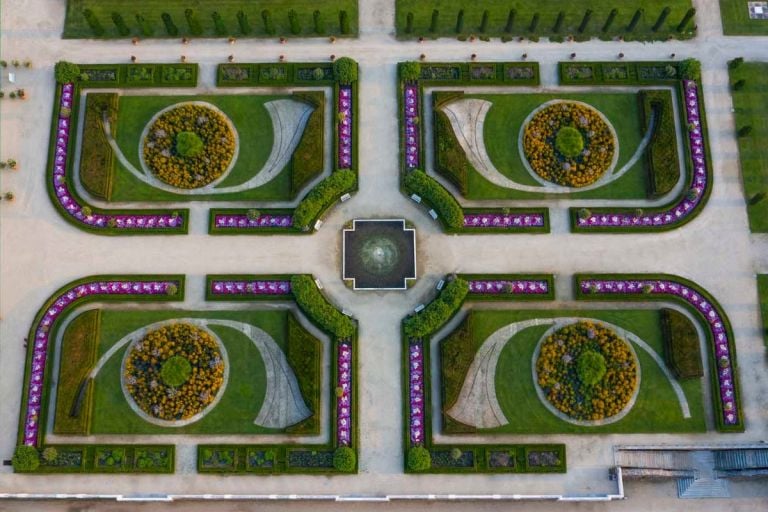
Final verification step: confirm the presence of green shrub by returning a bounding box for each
[455,9,465,34]
[160,355,192,386]
[291,91,325,195]
[12,445,40,472]
[339,10,350,34]
[553,11,565,33]
[529,13,540,32]
[55,61,80,84]
[479,10,489,33]
[83,9,105,36]
[184,9,203,36]
[161,13,179,37]
[627,9,643,32]
[576,350,607,385]
[333,57,358,84]
[404,278,468,338]
[333,447,356,472]
[291,275,355,338]
[578,10,593,33]
[679,59,701,80]
[293,170,356,230]
[237,10,252,35]
[505,9,516,33]
[661,309,703,379]
[288,10,301,35]
[212,12,227,36]
[42,447,59,463]
[135,14,154,37]
[603,9,618,32]
[111,13,130,37]
[400,61,421,82]
[407,446,431,471]
[555,126,584,157]
[434,110,470,195]
[405,12,414,34]
[262,9,275,35]
[640,90,679,197]
[677,8,696,32]
[313,10,325,35]
[403,169,464,229]
[652,7,671,32]
[175,131,204,157]
[430,9,440,33]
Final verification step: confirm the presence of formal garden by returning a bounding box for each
[12,274,358,474]
[395,1,697,41]
[399,59,713,233]
[48,58,358,235]
[719,0,768,35]
[401,272,744,473]
[63,0,358,39]
[728,59,768,232]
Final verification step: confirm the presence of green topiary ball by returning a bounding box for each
[555,126,584,158]
[332,446,357,472]
[407,446,431,471]
[160,355,192,387]
[175,131,204,158]
[12,445,40,472]
[577,350,607,386]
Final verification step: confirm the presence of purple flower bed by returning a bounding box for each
[408,340,425,445]
[23,279,178,446]
[469,280,549,295]
[577,81,707,229]
[209,280,291,296]
[213,214,294,230]
[336,341,353,446]
[404,84,420,169]
[463,213,546,229]
[579,278,741,428]
[52,83,183,231]
[338,86,353,169]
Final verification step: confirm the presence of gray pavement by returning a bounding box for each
[1,0,768,507]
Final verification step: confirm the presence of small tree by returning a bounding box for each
[401,61,421,82]
[162,13,179,37]
[578,9,593,33]
[679,59,701,80]
[333,446,356,472]
[185,9,203,36]
[602,9,618,32]
[405,12,414,34]
[339,10,350,34]
[729,57,744,69]
[288,10,301,35]
[505,9,516,33]
[733,79,746,91]
[135,14,153,37]
[627,9,644,32]
[479,10,489,33]
[652,7,671,32]
[111,12,130,37]
[83,9,105,37]
[262,9,275,35]
[12,445,40,472]
[237,11,252,35]
[749,191,767,205]
[333,57,358,84]
[455,9,465,34]
[738,125,753,137]
[42,447,58,464]
[313,10,325,35]
[677,8,696,32]
[212,12,227,36]
[55,61,81,84]
[529,13,540,33]
[430,9,440,33]
[407,446,431,471]
[553,11,565,33]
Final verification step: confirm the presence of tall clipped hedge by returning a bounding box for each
[404,169,463,229]
[291,275,356,338]
[293,170,356,230]
[333,57,358,84]
[404,278,468,338]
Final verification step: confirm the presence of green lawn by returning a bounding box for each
[730,62,768,232]
[447,309,705,434]
[719,0,768,35]
[463,92,648,200]
[395,1,695,40]
[64,0,358,39]
[757,275,768,349]
[111,94,294,202]
[89,309,299,435]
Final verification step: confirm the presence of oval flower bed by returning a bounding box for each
[143,103,236,189]
[535,321,638,422]
[123,323,225,422]
[522,101,616,187]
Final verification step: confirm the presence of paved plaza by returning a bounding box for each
[0,0,767,508]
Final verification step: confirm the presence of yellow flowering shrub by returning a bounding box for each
[535,321,637,421]
[522,102,615,188]
[143,104,235,189]
[124,323,225,421]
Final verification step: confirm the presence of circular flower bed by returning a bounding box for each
[142,103,236,189]
[535,321,638,421]
[522,101,616,187]
[123,323,225,422]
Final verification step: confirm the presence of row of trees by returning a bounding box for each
[404,7,696,35]
[81,9,352,37]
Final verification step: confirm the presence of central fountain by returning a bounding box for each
[343,219,416,290]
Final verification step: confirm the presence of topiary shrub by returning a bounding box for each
[602,9,618,32]
[339,10,350,34]
[175,131,204,157]
[404,278,468,338]
[262,9,275,35]
[679,59,701,80]
[333,446,356,472]
[333,57,358,84]
[160,355,192,387]
[162,13,179,37]
[652,7,671,32]
[12,445,40,472]
[407,446,431,471]
[288,9,301,35]
[403,169,463,229]
[555,126,584,157]
[83,9,105,36]
[111,12,131,36]
[400,61,421,82]
[291,275,356,338]
[313,10,325,34]
[42,447,58,463]
[212,11,227,36]
[184,9,203,36]
[55,61,81,84]
[293,170,356,230]
[576,350,607,386]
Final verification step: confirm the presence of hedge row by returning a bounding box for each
[285,312,323,435]
[434,107,470,195]
[16,444,174,474]
[197,445,355,474]
[407,444,566,474]
[78,63,198,87]
[293,170,357,230]
[291,91,325,196]
[53,310,100,436]
[404,278,468,338]
[291,275,356,338]
[217,62,335,87]
[661,308,703,379]
[559,61,680,86]
[403,169,464,229]
[79,93,117,200]
[640,89,680,197]
[415,61,540,86]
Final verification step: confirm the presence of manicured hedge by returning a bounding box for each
[53,309,100,436]
[417,61,540,86]
[404,169,463,229]
[78,63,199,87]
[217,62,335,87]
[434,108,470,195]
[79,93,117,200]
[293,170,357,230]
[291,275,356,338]
[404,278,468,337]
[21,444,175,474]
[559,61,680,86]
[640,89,680,197]
[291,91,325,195]
[332,446,356,472]
[661,308,703,379]
[285,312,322,435]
